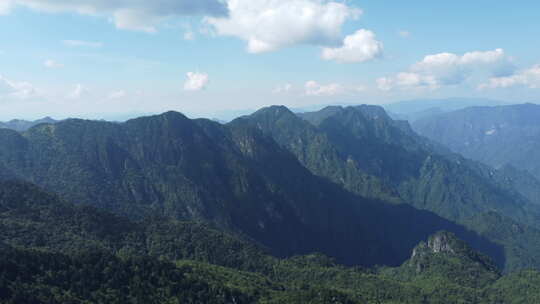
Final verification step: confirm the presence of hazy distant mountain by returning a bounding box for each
[383,98,510,122]
[413,103,540,181]
[0,117,57,132]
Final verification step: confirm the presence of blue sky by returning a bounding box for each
[0,0,539,120]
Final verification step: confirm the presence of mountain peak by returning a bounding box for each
[126,111,191,127]
[353,105,390,120]
[160,110,190,120]
[251,105,295,119]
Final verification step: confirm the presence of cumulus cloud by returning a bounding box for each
[0,75,38,99]
[412,49,505,73]
[206,0,362,53]
[63,40,103,48]
[479,65,540,89]
[9,0,228,32]
[44,59,64,68]
[378,48,509,90]
[305,80,345,96]
[321,29,383,63]
[184,72,209,91]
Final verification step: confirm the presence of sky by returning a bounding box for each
[0,0,539,120]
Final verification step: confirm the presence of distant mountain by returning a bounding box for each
[413,103,540,181]
[383,98,509,122]
[0,117,57,132]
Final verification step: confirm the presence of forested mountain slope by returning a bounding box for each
[2,180,540,303]
[238,105,540,272]
[0,113,501,269]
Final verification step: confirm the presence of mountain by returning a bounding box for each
[239,105,540,272]
[383,98,508,122]
[413,103,540,182]
[2,107,540,272]
[0,117,57,132]
[246,105,540,225]
[0,112,504,270]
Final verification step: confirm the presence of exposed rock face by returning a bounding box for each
[411,231,456,260]
[410,231,459,273]
[428,232,456,254]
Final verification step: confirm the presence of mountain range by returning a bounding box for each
[383,98,510,122]
[413,103,540,182]
[2,104,540,302]
[0,117,57,132]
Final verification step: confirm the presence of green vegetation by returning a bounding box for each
[242,105,540,272]
[0,111,514,271]
[2,105,540,302]
[1,180,540,303]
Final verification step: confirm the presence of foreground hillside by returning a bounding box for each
[2,180,540,303]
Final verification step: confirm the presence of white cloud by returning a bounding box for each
[379,48,508,90]
[272,83,293,94]
[9,0,229,32]
[377,73,438,91]
[412,48,505,71]
[321,29,383,63]
[108,90,127,99]
[0,75,38,99]
[184,72,209,91]
[459,49,506,65]
[479,65,540,89]
[305,80,345,96]
[68,83,89,99]
[44,59,64,68]
[63,40,103,48]
[206,0,362,53]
